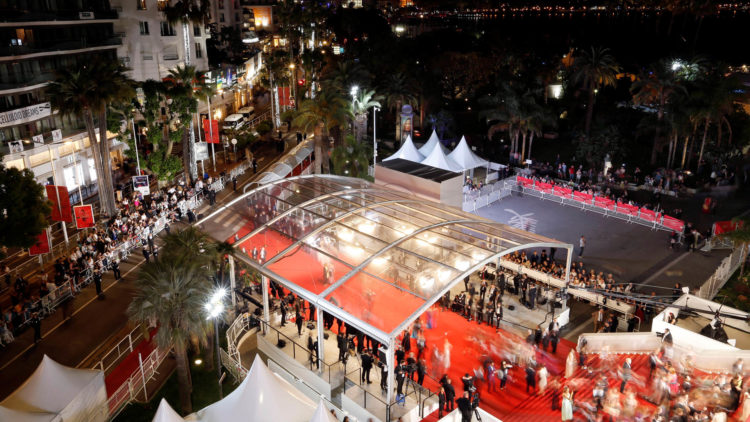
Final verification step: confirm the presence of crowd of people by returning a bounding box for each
[0,176,212,348]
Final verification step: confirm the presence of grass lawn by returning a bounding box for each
[716,268,750,312]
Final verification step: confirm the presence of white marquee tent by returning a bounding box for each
[382,135,424,163]
[309,401,338,422]
[448,136,489,171]
[420,139,462,172]
[183,355,317,422]
[152,399,184,422]
[0,355,108,422]
[417,130,449,157]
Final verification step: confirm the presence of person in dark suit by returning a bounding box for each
[456,392,472,422]
[662,328,673,345]
[525,364,537,393]
[620,358,632,392]
[550,330,559,354]
[378,359,387,391]
[417,359,426,385]
[30,312,42,343]
[295,308,304,336]
[337,333,347,361]
[438,387,446,418]
[396,363,406,398]
[93,268,103,298]
[480,280,487,303]
[361,349,373,384]
[528,284,537,309]
[280,301,288,327]
[444,378,456,412]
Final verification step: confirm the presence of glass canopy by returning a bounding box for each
[200,175,570,344]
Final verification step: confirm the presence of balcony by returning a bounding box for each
[0,9,119,23]
[0,71,55,92]
[0,37,122,58]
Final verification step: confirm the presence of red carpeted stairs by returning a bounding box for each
[104,328,159,396]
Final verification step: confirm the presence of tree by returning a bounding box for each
[127,254,211,415]
[351,89,382,142]
[331,134,372,180]
[47,61,134,217]
[571,47,621,140]
[630,59,687,165]
[0,163,51,255]
[165,65,203,181]
[321,60,371,95]
[293,91,352,174]
[379,72,417,141]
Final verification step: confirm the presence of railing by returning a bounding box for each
[697,243,748,300]
[461,176,515,212]
[93,325,145,374]
[106,346,169,420]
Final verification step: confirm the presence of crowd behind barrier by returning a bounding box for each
[0,166,264,347]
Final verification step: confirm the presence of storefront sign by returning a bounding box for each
[0,103,51,128]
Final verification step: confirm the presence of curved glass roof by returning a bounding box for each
[199,175,570,344]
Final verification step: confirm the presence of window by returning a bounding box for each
[136,0,146,10]
[193,24,200,36]
[139,21,149,35]
[219,13,224,22]
[157,0,168,10]
[160,21,176,36]
[195,42,202,58]
[218,0,223,8]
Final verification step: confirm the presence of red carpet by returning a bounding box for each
[104,328,159,396]
[229,223,666,421]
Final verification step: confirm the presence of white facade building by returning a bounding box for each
[113,0,210,82]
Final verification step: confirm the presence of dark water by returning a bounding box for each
[412,10,750,67]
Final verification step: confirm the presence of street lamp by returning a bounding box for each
[373,106,379,180]
[231,138,237,162]
[350,85,359,139]
[205,287,226,398]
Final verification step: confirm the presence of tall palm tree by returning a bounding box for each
[321,61,371,95]
[351,89,382,142]
[379,72,417,142]
[47,61,134,217]
[165,65,202,180]
[293,91,352,174]
[480,80,524,160]
[331,134,372,180]
[572,46,621,140]
[127,255,212,414]
[631,59,687,165]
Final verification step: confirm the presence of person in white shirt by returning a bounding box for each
[578,235,586,258]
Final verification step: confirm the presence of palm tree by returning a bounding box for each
[331,134,372,180]
[480,80,524,161]
[571,47,621,140]
[293,91,352,174]
[165,65,202,180]
[630,59,687,165]
[351,89,382,142]
[163,0,210,69]
[47,61,134,217]
[321,61,371,95]
[378,72,417,141]
[127,255,212,414]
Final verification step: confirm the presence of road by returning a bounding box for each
[0,134,296,400]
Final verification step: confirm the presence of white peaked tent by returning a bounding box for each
[418,130,449,157]
[309,401,338,422]
[448,136,489,171]
[420,140,462,172]
[185,355,317,422]
[152,399,184,422]
[383,135,424,162]
[0,355,108,422]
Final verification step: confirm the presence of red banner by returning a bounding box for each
[277,87,292,107]
[29,230,51,256]
[46,185,72,222]
[202,119,220,143]
[73,204,96,229]
[713,220,744,235]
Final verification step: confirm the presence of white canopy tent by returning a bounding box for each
[417,130,449,157]
[382,135,424,163]
[448,136,489,173]
[152,399,184,422]
[184,355,317,422]
[420,140,462,172]
[309,401,338,422]
[0,355,108,422]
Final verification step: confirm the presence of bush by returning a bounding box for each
[256,120,273,136]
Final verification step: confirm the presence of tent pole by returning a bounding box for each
[316,306,325,371]
[261,275,270,335]
[386,336,396,417]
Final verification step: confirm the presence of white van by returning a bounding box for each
[238,106,255,119]
[222,114,245,131]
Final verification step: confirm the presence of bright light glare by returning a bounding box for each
[338,229,354,242]
[455,259,470,271]
[671,60,683,71]
[194,359,203,365]
[472,252,487,262]
[358,221,375,235]
[438,269,451,282]
[205,288,226,320]
[346,244,363,256]
[419,276,435,290]
[373,256,389,267]
[400,225,415,235]
[350,85,359,97]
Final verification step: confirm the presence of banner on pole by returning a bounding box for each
[202,119,220,143]
[73,204,96,229]
[29,229,51,256]
[196,142,209,161]
[33,134,44,145]
[45,185,72,222]
[132,175,150,196]
[277,87,292,107]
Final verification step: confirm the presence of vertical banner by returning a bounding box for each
[277,86,291,107]
[45,185,72,222]
[29,229,51,256]
[399,104,414,145]
[73,204,96,229]
[202,119,220,143]
[132,175,150,196]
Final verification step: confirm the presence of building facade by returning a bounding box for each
[0,0,125,199]
[113,0,210,81]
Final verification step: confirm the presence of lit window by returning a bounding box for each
[136,0,146,10]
